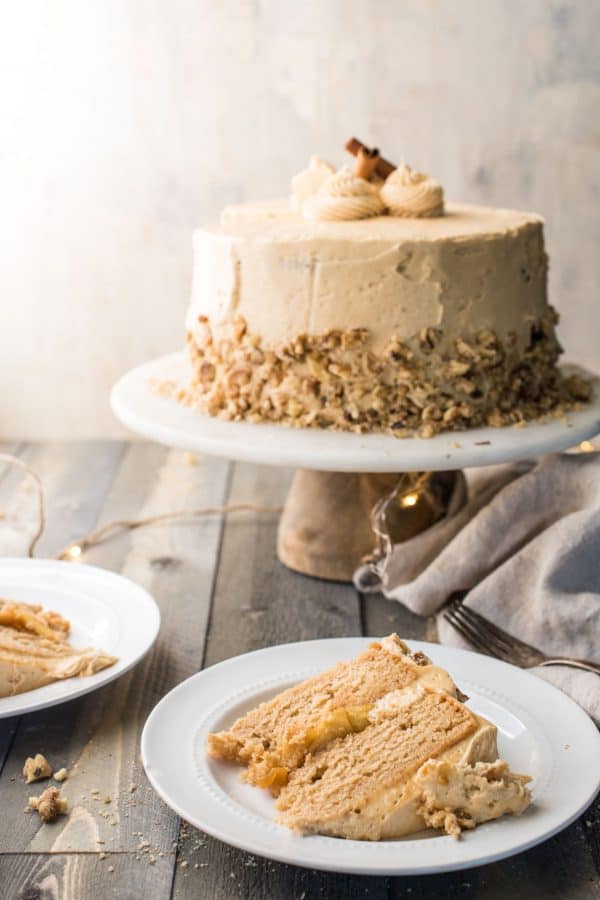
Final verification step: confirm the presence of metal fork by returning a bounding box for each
[443,596,600,676]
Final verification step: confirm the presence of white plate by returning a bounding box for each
[111,353,600,472]
[142,638,600,876]
[0,558,160,718]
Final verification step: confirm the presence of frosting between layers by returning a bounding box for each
[278,712,500,839]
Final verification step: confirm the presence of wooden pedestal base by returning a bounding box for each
[277,469,458,582]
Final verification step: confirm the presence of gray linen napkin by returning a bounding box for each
[354,452,600,724]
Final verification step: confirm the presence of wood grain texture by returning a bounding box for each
[361,589,431,642]
[0,852,174,900]
[202,463,361,667]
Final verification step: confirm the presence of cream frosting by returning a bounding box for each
[187,202,547,355]
[289,714,500,840]
[381,163,444,217]
[304,168,385,222]
[291,156,335,213]
[414,758,532,838]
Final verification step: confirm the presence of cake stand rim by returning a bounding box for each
[110,351,600,472]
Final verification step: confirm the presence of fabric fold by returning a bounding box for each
[355,453,600,723]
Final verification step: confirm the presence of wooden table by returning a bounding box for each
[0,441,598,900]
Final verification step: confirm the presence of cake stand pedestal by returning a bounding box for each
[111,352,600,582]
[277,469,459,581]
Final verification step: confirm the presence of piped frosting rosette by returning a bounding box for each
[380,163,444,218]
[291,156,336,213]
[304,167,386,221]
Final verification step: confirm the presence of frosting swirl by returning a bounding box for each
[291,156,335,213]
[380,164,444,218]
[304,168,385,221]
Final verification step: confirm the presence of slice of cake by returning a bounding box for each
[175,138,590,437]
[206,635,457,792]
[206,635,531,839]
[0,599,118,698]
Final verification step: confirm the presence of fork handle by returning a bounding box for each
[538,658,600,676]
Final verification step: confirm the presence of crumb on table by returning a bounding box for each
[23,754,53,783]
[28,787,68,823]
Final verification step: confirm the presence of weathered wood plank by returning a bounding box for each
[0,852,174,900]
[0,442,44,557]
[21,441,127,558]
[202,463,361,667]
[172,462,374,900]
[456,800,600,900]
[361,589,430,642]
[0,446,229,857]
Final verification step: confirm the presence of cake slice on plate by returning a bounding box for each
[0,598,117,698]
[206,635,458,792]
[206,635,531,839]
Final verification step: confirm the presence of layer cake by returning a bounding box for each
[206,635,531,839]
[177,146,589,436]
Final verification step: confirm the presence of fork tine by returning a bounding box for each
[456,608,522,664]
[443,608,497,659]
[456,605,536,659]
[454,605,515,654]
[450,605,520,663]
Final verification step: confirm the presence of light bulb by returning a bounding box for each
[401,492,419,508]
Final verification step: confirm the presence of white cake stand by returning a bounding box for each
[111,352,600,580]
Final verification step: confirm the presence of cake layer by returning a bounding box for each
[206,636,456,793]
[275,688,491,839]
[187,202,547,355]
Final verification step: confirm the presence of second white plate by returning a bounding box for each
[0,558,160,718]
[141,637,600,875]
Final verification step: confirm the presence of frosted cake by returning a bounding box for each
[176,140,589,436]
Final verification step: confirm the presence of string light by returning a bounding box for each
[0,453,45,557]
[65,544,82,560]
[400,492,419,508]
[368,472,434,565]
[0,454,283,561]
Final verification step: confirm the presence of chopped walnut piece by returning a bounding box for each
[446,359,471,377]
[54,768,68,782]
[29,787,68,823]
[411,651,430,667]
[23,754,53,783]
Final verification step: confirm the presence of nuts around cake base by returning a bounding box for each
[174,309,590,437]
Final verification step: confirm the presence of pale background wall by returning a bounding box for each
[1,0,598,438]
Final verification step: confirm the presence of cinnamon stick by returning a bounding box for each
[345,137,396,178]
[353,147,380,180]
